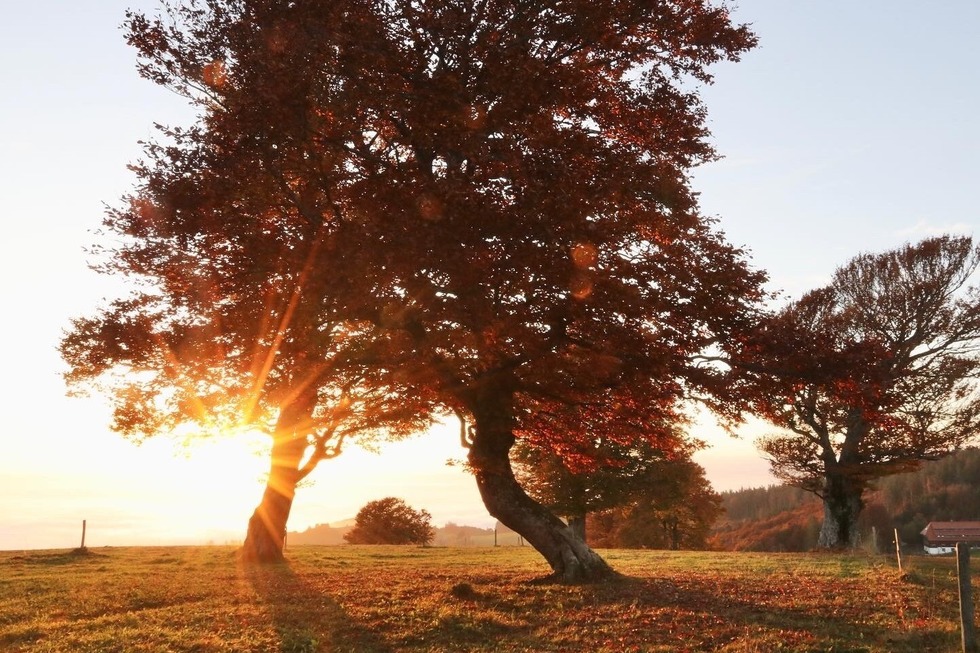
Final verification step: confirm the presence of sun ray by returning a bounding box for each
[244,223,328,421]
[149,330,214,427]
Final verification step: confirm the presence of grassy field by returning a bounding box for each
[0,545,974,652]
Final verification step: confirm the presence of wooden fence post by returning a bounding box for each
[957,542,977,653]
[80,519,87,550]
[894,528,902,573]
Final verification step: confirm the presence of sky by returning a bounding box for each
[2,1,978,551]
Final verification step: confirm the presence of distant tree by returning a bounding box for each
[735,236,980,548]
[587,460,722,550]
[344,498,434,545]
[79,0,763,583]
[630,461,722,550]
[512,390,696,541]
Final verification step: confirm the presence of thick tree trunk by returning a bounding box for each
[241,476,296,563]
[240,438,302,563]
[468,383,614,583]
[816,472,864,549]
[241,390,316,564]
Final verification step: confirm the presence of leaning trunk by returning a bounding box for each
[241,390,316,564]
[240,438,302,563]
[468,384,614,583]
[816,472,864,549]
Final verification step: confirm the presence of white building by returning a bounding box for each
[920,521,980,555]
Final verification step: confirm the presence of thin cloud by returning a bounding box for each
[898,220,974,238]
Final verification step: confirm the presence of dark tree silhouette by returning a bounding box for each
[64,0,763,580]
[344,497,434,545]
[736,236,980,548]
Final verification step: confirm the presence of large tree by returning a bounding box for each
[336,0,762,581]
[61,0,434,561]
[736,236,980,548]
[60,168,433,562]
[68,0,763,581]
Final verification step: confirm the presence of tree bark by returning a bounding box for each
[816,471,864,549]
[467,382,614,583]
[664,518,680,551]
[240,389,317,564]
[567,514,587,542]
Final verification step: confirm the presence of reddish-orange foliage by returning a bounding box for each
[65,0,766,577]
[731,236,980,548]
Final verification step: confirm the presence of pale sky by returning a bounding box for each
[2,1,978,550]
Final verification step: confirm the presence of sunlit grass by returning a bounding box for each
[0,546,971,652]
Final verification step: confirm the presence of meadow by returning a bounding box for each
[0,544,973,652]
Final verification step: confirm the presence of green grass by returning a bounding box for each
[0,545,973,652]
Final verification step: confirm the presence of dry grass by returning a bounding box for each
[0,545,972,652]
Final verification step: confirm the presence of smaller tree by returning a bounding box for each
[587,460,722,550]
[344,498,434,546]
[513,395,721,550]
[734,235,980,548]
[511,392,695,542]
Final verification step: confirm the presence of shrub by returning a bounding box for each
[344,497,434,545]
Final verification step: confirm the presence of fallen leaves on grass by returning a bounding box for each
[0,546,968,652]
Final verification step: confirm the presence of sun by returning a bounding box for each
[122,426,274,541]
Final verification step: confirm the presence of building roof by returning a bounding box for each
[920,521,980,543]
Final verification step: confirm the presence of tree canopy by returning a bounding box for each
[735,235,980,548]
[62,0,763,579]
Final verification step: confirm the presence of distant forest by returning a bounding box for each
[711,447,980,552]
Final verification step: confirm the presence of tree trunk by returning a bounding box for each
[568,514,587,542]
[816,472,864,549]
[467,383,615,583]
[665,518,680,551]
[240,438,303,563]
[240,389,316,564]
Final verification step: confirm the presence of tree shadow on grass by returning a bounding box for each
[242,560,394,653]
[238,556,961,652]
[576,574,959,652]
